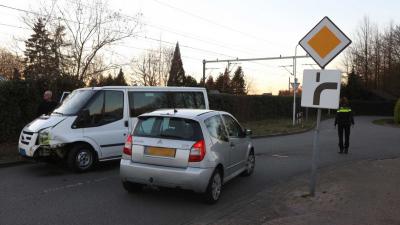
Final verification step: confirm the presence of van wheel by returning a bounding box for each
[122,181,143,193]
[67,144,95,172]
[241,150,255,176]
[203,169,223,204]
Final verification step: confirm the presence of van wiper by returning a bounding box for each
[52,111,64,116]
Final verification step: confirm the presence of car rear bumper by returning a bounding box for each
[120,159,214,193]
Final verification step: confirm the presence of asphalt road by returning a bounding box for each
[1,116,399,225]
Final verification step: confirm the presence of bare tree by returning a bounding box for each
[22,0,141,82]
[0,48,24,79]
[56,0,141,82]
[131,47,174,86]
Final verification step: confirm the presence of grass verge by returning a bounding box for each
[372,118,400,128]
[242,118,315,137]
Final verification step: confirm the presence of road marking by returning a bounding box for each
[42,177,110,194]
[272,154,289,158]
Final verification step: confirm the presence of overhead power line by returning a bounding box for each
[151,0,281,47]
[0,3,242,59]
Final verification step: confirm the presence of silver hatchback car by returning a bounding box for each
[120,109,255,203]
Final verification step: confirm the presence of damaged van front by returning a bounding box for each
[18,89,96,161]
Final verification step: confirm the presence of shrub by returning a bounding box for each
[394,98,400,124]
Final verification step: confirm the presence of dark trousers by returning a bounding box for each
[338,125,351,151]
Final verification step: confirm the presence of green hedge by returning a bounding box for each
[209,94,300,121]
[209,94,396,121]
[350,100,395,116]
[0,78,84,143]
[0,80,41,142]
[394,98,400,124]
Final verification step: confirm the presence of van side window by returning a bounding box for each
[205,115,228,142]
[128,92,172,117]
[103,91,124,123]
[174,92,205,109]
[75,90,124,128]
[128,91,205,117]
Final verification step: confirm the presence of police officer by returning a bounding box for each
[334,97,354,154]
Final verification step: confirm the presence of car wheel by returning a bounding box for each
[122,181,143,193]
[204,169,223,204]
[67,144,95,172]
[241,149,255,176]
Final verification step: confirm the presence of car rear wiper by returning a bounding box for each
[159,133,182,139]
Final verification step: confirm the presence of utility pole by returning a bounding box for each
[292,44,300,126]
[203,54,308,126]
[202,60,206,87]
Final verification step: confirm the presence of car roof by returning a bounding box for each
[139,109,217,120]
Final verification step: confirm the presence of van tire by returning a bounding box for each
[203,168,223,204]
[122,181,143,193]
[67,144,95,172]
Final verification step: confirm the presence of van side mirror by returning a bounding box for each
[74,109,90,128]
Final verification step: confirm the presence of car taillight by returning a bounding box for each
[123,135,132,156]
[189,139,206,162]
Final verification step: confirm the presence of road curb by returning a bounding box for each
[0,158,29,168]
[251,124,315,139]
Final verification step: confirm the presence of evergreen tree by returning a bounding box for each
[167,42,185,86]
[205,75,215,89]
[24,18,57,80]
[184,75,198,87]
[114,68,127,86]
[215,68,231,93]
[231,66,246,95]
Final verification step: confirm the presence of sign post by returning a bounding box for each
[299,17,351,196]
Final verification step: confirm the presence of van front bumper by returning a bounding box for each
[120,159,214,193]
[18,132,39,158]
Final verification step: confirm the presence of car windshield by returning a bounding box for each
[53,90,96,116]
[134,116,203,141]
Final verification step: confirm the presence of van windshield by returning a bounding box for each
[53,90,96,116]
[134,116,203,141]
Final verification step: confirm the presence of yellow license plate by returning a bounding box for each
[145,147,176,157]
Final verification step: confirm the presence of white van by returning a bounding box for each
[18,86,209,172]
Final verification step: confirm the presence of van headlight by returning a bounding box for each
[38,128,51,145]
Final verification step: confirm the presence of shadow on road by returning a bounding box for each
[20,159,121,177]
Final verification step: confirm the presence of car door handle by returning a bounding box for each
[124,121,129,127]
[230,142,235,147]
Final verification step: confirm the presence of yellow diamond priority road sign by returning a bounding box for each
[299,17,351,68]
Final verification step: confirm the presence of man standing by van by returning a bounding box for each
[37,90,57,116]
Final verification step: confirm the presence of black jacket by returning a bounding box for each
[37,101,58,116]
[334,107,355,126]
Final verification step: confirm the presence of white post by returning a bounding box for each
[310,108,321,196]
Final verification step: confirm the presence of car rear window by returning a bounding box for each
[134,116,203,141]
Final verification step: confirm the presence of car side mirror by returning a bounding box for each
[245,129,252,136]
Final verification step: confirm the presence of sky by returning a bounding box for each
[0,0,400,94]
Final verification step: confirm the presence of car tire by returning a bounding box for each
[241,149,255,176]
[203,168,223,204]
[122,181,143,193]
[67,144,95,172]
